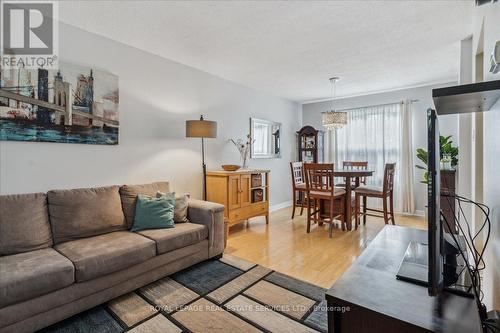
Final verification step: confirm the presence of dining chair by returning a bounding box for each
[290,161,307,219]
[304,163,346,237]
[335,161,369,189]
[354,163,396,228]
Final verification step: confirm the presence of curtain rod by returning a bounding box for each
[324,99,420,113]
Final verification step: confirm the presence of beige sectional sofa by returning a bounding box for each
[0,182,225,333]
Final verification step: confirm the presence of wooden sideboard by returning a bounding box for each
[206,169,270,228]
[441,170,457,233]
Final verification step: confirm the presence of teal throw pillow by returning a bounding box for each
[131,194,175,232]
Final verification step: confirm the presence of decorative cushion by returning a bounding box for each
[354,185,384,196]
[47,186,127,244]
[309,188,346,199]
[138,222,208,254]
[119,182,170,228]
[157,191,190,223]
[131,194,175,232]
[0,193,53,255]
[0,248,74,307]
[295,183,306,190]
[55,231,156,282]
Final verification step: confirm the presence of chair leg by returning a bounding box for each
[354,194,360,230]
[383,196,389,225]
[292,190,296,219]
[363,196,367,225]
[306,196,311,233]
[341,196,346,231]
[390,192,395,225]
[300,192,305,216]
[316,199,321,225]
[329,198,334,237]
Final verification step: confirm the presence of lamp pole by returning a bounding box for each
[200,116,207,200]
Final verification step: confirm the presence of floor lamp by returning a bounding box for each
[186,115,217,200]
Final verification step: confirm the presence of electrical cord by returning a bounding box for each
[440,211,482,304]
[441,193,491,298]
[484,321,500,333]
[443,194,487,271]
[452,196,491,298]
[439,193,494,331]
[440,200,480,295]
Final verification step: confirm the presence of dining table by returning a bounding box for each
[330,168,374,230]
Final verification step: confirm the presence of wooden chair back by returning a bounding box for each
[304,163,335,195]
[290,162,304,189]
[383,163,396,195]
[343,161,368,185]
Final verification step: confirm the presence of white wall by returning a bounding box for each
[0,23,300,208]
[474,3,500,311]
[302,84,459,214]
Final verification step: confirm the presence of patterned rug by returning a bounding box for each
[38,254,328,333]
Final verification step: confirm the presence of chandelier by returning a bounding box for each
[322,77,347,130]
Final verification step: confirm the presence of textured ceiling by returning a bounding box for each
[59,1,474,103]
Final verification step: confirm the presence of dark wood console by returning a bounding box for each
[326,225,482,333]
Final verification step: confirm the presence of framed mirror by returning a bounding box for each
[250,118,281,159]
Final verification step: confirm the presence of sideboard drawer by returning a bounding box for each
[229,202,268,223]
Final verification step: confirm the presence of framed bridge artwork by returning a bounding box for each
[0,62,119,145]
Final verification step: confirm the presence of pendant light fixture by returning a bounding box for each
[322,77,347,130]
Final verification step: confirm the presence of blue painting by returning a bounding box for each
[0,62,119,145]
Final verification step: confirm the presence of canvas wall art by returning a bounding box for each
[0,62,119,145]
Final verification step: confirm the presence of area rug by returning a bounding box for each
[38,254,328,333]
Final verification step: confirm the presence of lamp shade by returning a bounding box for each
[186,119,217,138]
[322,111,347,130]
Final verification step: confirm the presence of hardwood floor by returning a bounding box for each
[225,206,426,289]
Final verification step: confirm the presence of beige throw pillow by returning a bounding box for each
[157,191,190,223]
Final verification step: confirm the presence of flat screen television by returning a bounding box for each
[427,108,443,296]
[396,108,468,297]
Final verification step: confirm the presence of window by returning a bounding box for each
[332,103,401,187]
[325,101,414,213]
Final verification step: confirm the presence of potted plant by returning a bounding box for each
[415,135,459,184]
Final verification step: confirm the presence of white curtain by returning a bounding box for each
[324,101,415,213]
[399,101,415,214]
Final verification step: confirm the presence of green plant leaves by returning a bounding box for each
[414,135,458,184]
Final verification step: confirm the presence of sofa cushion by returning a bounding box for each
[138,222,208,254]
[120,182,170,228]
[157,191,190,223]
[54,231,156,282]
[0,248,74,307]
[0,193,53,255]
[47,185,127,244]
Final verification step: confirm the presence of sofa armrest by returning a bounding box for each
[187,199,225,258]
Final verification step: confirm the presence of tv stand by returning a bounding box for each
[326,226,482,333]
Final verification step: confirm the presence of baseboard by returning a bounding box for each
[399,210,425,217]
[270,200,292,212]
[268,201,425,217]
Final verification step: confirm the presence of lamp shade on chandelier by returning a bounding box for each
[322,77,347,130]
[322,111,347,130]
